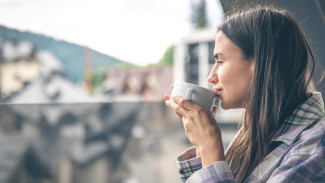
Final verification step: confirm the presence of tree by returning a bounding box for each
[191,0,209,29]
[157,45,174,66]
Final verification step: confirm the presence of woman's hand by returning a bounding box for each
[164,88,225,167]
[164,85,183,119]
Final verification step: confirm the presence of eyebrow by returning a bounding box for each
[213,52,224,59]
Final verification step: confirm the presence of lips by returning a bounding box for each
[213,88,223,97]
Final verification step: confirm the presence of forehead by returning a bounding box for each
[214,31,241,56]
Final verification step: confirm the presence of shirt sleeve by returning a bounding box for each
[176,146,202,182]
[176,146,235,183]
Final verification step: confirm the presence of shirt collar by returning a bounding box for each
[271,92,325,145]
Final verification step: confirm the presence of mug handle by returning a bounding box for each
[185,88,193,100]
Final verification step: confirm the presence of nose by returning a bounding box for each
[207,64,218,84]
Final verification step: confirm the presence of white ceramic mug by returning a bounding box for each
[171,80,216,112]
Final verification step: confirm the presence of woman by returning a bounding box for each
[164,6,325,183]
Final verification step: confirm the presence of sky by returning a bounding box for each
[0,0,224,66]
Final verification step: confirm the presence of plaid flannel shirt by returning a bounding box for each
[176,92,325,183]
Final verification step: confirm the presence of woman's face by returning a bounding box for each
[208,31,254,109]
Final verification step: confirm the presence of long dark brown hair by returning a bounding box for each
[219,7,317,182]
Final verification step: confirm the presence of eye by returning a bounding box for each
[216,61,223,65]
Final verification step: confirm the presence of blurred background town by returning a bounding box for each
[0,0,324,183]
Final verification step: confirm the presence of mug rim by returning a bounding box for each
[174,80,214,94]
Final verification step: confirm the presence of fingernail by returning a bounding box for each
[166,100,171,105]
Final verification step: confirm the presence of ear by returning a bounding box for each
[249,59,255,76]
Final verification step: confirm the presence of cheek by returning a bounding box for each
[221,67,251,95]
[218,68,234,86]
[218,67,226,82]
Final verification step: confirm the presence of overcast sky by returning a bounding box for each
[0,0,223,66]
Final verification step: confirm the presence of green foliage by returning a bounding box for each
[191,0,209,29]
[92,69,106,90]
[157,45,175,66]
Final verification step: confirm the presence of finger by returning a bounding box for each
[165,100,188,115]
[164,94,171,100]
[164,95,182,118]
[210,105,217,118]
[176,112,183,119]
[171,95,198,111]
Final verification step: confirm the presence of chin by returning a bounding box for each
[220,101,242,110]
[220,102,231,110]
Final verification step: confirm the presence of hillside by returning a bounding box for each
[0,25,135,83]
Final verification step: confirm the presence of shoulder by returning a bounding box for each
[316,115,325,129]
[303,115,325,139]
[289,116,325,156]
[273,118,325,182]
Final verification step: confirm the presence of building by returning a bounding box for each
[101,66,173,101]
[0,41,39,97]
[173,28,216,88]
